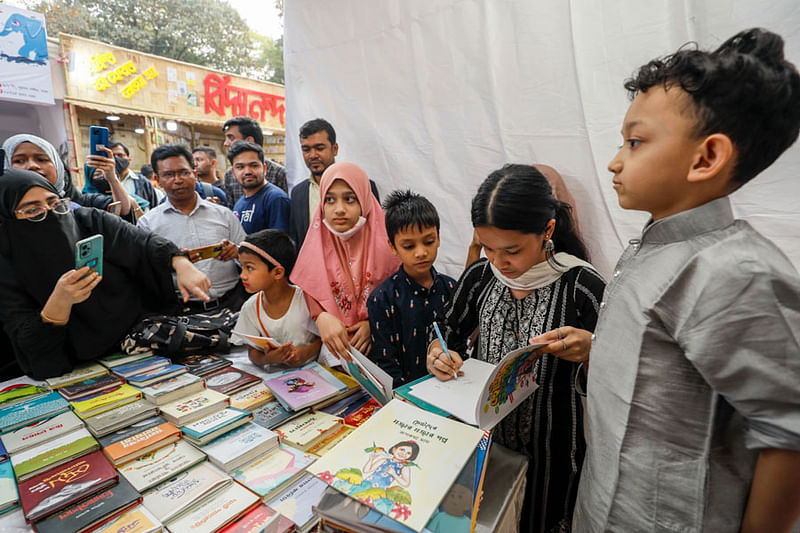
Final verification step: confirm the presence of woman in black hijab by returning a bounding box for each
[0,169,211,379]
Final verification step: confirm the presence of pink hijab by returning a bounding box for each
[291,162,400,326]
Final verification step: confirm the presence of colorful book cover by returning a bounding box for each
[0,391,70,434]
[307,426,354,457]
[265,472,327,530]
[118,440,206,492]
[84,399,159,437]
[344,399,381,428]
[112,356,171,378]
[69,383,142,418]
[204,367,261,396]
[260,362,346,393]
[229,383,274,412]
[57,374,124,401]
[1,411,84,455]
[0,384,49,407]
[307,399,485,532]
[93,504,161,533]
[274,411,343,451]
[44,364,108,389]
[19,450,117,522]
[217,503,282,533]
[0,439,6,463]
[265,369,340,411]
[160,389,230,426]
[11,427,99,481]
[136,372,206,405]
[174,354,232,376]
[201,423,280,472]
[98,415,167,449]
[232,444,315,498]
[165,480,260,533]
[103,421,181,466]
[34,476,142,533]
[0,461,18,515]
[407,343,543,429]
[142,461,230,523]
[126,364,187,387]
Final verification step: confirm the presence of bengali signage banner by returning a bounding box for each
[60,33,285,130]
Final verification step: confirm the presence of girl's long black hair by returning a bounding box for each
[471,164,588,260]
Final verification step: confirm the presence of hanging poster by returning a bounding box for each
[0,4,54,105]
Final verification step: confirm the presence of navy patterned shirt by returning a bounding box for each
[367,266,456,387]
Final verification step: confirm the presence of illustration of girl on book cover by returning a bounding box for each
[285,377,315,393]
[323,440,419,518]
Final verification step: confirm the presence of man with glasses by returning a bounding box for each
[137,144,248,314]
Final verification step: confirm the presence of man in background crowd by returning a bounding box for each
[111,141,159,210]
[222,117,288,207]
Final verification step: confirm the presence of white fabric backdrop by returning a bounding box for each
[283,0,800,279]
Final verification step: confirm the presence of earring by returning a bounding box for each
[544,239,554,254]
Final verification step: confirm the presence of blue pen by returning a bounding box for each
[432,322,458,380]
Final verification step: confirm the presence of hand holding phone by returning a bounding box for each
[89,126,109,156]
[75,234,103,278]
[185,242,224,262]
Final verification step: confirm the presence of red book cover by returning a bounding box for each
[204,367,261,396]
[343,398,381,428]
[19,450,118,523]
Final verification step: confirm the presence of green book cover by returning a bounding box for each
[12,428,98,481]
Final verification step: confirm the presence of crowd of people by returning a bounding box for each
[0,27,799,533]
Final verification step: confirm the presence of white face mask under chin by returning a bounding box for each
[489,252,598,290]
[323,216,367,240]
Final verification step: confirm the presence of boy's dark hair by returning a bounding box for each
[227,140,265,164]
[150,144,194,173]
[110,142,130,156]
[299,118,337,145]
[223,117,263,146]
[192,146,216,160]
[625,28,800,185]
[472,164,588,261]
[389,441,420,462]
[238,229,298,276]
[383,189,440,244]
[140,164,153,178]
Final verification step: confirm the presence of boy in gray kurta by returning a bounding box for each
[573,29,800,532]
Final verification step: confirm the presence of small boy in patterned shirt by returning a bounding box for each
[367,190,456,386]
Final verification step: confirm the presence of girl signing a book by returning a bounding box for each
[291,162,400,361]
[426,165,606,533]
[233,229,322,367]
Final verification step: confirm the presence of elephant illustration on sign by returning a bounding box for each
[0,13,48,63]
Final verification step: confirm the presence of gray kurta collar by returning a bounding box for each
[640,196,734,244]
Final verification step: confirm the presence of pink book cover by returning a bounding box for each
[265,369,339,411]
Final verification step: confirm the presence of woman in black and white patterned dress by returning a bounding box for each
[427,164,605,533]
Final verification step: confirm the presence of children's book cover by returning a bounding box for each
[265,369,339,411]
[204,367,261,396]
[274,411,343,451]
[308,399,485,533]
[165,480,260,533]
[118,440,206,492]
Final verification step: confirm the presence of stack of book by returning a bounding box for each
[180,407,253,446]
[274,411,344,453]
[200,422,280,472]
[135,372,206,406]
[111,356,187,388]
[228,382,274,411]
[204,367,261,396]
[174,354,232,376]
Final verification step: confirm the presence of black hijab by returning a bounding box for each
[0,169,79,305]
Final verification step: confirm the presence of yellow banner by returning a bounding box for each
[60,34,285,131]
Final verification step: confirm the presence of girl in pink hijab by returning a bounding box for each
[291,162,400,359]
